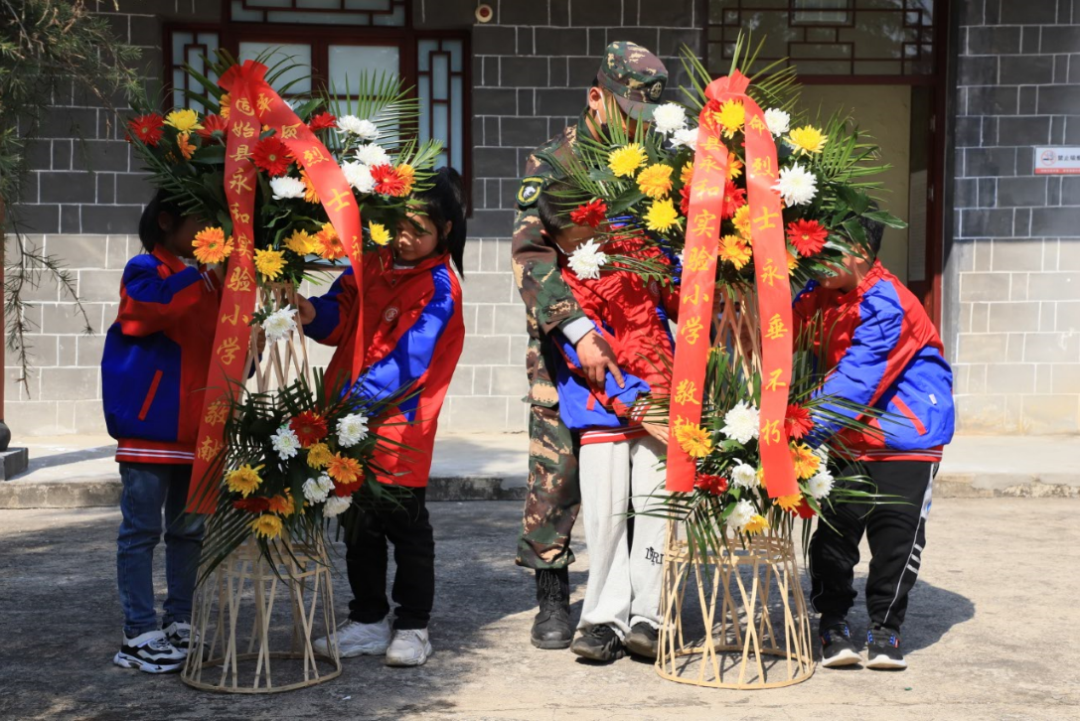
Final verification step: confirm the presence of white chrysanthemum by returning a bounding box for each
[337,413,370,448]
[813,445,830,464]
[773,164,818,206]
[262,305,298,344]
[269,176,306,201]
[670,127,698,151]
[764,108,791,137]
[354,143,391,168]
[807,469,835,500]
[721,401,760,444]
[342,161,376,194]
[302,475,332,504]
[726,499,756,531]
[652,103,687,135]
[271,426,301,461]
[323,494,352,518]
[731,461,759,490]
[567,239,608,280]
[338,115,380,140]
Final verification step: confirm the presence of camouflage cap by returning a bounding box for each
[596,41,669,121]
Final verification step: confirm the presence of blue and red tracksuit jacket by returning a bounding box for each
[102,247,223,464]
[553,242,678,444]
[793,260,955,463]
[304,249,465,487]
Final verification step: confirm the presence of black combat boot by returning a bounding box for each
[531,568,572,649]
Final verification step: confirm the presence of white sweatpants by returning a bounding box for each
[577,435,668,638]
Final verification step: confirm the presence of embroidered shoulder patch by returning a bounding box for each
[517,176,544,208]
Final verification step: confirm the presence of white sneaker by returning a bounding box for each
[163,621,193,656]
[314,618,392,658]
[385,628,433,667]
[113,629,185,674]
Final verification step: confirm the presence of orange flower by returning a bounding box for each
[727,152,743,180]
[327,453,362,485]
[219,93,231,120]
[776,493,803,513]
[177,132,196,160]
[192,227,233,264]
[300,169,319,204]
[266,493,296,517]
[719,234,751,270]
[680,161,694,185]
[733,204,752,240]
[396,163,416,195]
[790,442,821,480]
[314,222,345,260]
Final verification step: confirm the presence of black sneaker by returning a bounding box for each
[163,621,192,656]
[866,625,907,670]
[531,568,573,650]
[625,622,659,659]
[571,624,625,663]
[113,630,185,674]
[820,622,861,668]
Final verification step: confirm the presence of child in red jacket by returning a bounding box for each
[795,218,954,671]
[102,190,223,673]
[305,168,466,667]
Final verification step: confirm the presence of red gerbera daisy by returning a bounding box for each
[127,113,164,146]
[371,163,407,196]
[233,497,270,513]
[569,198,607,228]
[785,404,815,440]
[289,411,328,448]
[720,180,747,220]
[307,112,338,132]
[786,219,828,257]
[695,473,729,496]
[679,184,692,216]
[701,98,722,133]
[195,114,228,141]
[795,497,816,520]
[252,136,293,177]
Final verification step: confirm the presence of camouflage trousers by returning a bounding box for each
[515,403,580,570]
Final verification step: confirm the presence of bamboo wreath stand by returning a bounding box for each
[182,283,343,693]
[655,289,814,690]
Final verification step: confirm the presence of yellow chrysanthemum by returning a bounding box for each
[192,226,233,265]
[744,514,768,535]
[306,442,333,470]
[165,108,202,133]
[719,234,752,270]
[727,152,743,180]
[637,163,673,199]
[787,125,827,155]
[285,229,315,255]
[675,421,713,458]
[776,494,803,513]
[790,442,821,480]
[757,466,767,490]
[680,161,694,185]
[733,204,752,240]
[254,248,286,281]
[369,222,391,246]
[177,132,195,160]
[226,464,264,498]
[250,514,283,540]
[219,93,231,120]
[396,164,416,195]
[717,100,745,138]
[608,143,647,178]
[300,169,319,204]
[645,198,680,233]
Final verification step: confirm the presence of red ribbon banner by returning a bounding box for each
[666,70,798,499]
[187,60,366,513]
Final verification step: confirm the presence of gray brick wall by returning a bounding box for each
[948,0,1080,433]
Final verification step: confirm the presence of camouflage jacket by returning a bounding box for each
[511,112,593,409]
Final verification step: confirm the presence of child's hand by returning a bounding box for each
[642,421,669,445]
[576,329,625,390]
[295,295,316,325]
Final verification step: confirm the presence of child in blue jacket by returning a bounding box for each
[795,218,955,672]
[102,190,223,673]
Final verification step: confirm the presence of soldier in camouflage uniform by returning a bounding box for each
[511,41,669,650]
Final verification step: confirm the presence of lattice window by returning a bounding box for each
[708,0,936,76]
[229,0,407,27]
[417,38,466,174]
[168,29,221,111]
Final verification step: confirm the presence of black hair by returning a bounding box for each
[413,167,468,277]
[137,188,184,253]
[857,207,885,259]
[536,182,573,239]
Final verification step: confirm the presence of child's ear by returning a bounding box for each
[157,211,174,233]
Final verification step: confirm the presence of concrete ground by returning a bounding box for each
[2,432,1079,507]
[1,499,1078,720]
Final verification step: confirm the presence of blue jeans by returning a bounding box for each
[116,463,205,637]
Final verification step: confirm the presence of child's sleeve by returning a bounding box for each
[304,268,358,347]
[810,290,905,442]
[351,271,458,405]
[556,331,651,417]
[117,259,219,337]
